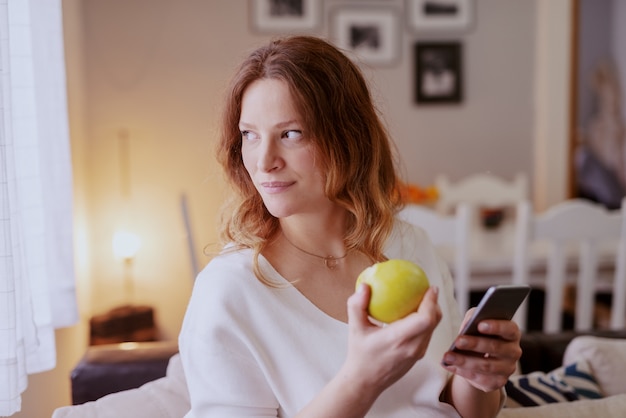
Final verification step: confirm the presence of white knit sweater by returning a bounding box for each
[179,220,463,417]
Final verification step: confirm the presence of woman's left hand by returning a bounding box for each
[441,308,521,392]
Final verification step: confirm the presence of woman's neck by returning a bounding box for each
[278,210,348,257]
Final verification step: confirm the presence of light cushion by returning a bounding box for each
[497,393,626,418]
[504,359,602,408]
[563,336,626,397]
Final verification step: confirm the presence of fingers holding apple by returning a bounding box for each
[355,259,431,324]
[344,260,441,394]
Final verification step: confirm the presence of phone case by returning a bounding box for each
[449,285,531,352]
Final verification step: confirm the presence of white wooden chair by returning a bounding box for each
[397,204,472,313]
[435,172,528,214]
[512,198,626,333]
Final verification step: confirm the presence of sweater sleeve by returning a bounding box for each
[179,258,280,418]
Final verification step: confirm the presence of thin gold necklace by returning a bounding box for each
[282,234,348,270]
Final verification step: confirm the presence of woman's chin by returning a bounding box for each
[264,205,294,219]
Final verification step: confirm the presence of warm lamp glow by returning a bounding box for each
[112,230,141,260]
[118,341,139,351]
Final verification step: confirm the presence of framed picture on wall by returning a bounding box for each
[414,41,462,104]
[331,7,400,67]
[250,0,322,33]
[406,0,474,33]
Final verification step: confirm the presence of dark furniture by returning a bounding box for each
[70,340,179,405]
[518,329,626,374]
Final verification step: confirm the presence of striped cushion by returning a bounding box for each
[505,359,603,408]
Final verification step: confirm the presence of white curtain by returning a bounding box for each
[0,0,77,415]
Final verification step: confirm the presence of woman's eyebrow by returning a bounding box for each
[239,119,301,129]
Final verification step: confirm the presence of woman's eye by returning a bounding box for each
[241,130,258,141]
[283,130,303,140]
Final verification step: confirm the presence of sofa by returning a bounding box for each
[53,331,626,418]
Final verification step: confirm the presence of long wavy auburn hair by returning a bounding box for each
[215,35,403,284]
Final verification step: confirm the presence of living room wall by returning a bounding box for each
[76,0,536,332]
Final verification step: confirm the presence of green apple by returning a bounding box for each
[355,259,430,323]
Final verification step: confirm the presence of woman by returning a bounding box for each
[179,35,521,417]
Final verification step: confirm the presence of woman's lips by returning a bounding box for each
[260,181,295,194]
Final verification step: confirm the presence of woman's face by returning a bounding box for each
[239,78,331,219]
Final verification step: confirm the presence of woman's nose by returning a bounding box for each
[257,139,282,172]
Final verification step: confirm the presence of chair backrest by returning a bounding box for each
[435,172,528,214]
[512,198,626,333]
[397,204,472,313]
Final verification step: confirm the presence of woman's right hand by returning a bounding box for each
[342,284,442,399]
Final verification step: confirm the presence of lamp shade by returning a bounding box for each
[112,230,141,260]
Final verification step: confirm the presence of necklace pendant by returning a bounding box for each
[324,256,339,270]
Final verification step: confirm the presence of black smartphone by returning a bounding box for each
[448,284,531,352]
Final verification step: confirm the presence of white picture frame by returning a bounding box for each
[331,7,400,67]
[250,0,322,33]
[406,0,474,33]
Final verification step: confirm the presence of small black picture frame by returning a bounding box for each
[414,41,462,104]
